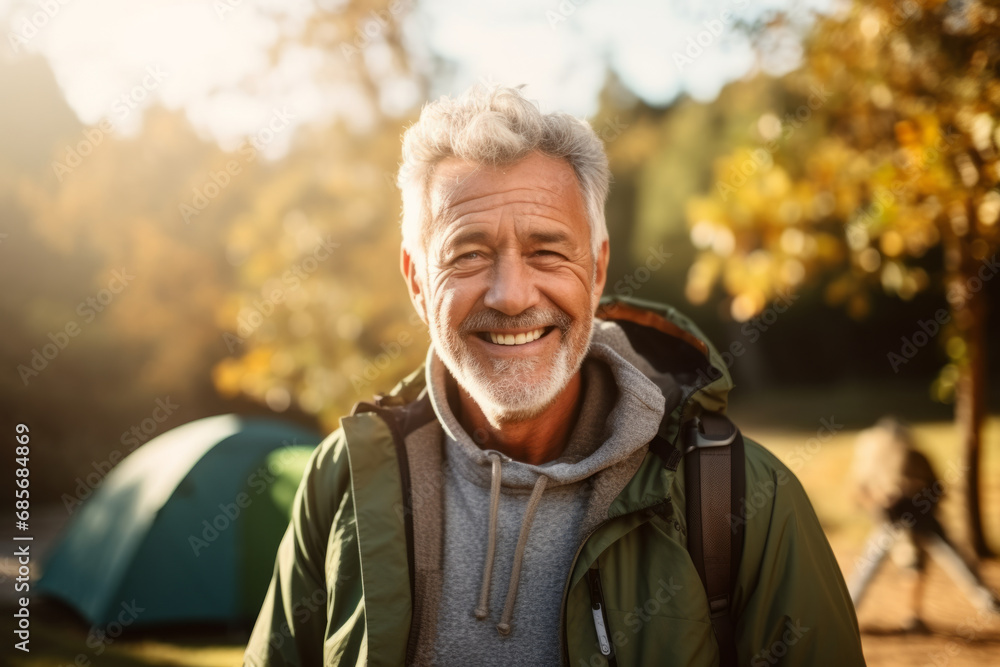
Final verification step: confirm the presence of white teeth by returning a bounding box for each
[487,328,545,345]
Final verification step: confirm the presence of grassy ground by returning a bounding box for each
[4,407,999,666]
[5,618,246,667]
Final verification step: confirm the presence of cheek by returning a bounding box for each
[544,270,595,318]
[431,275,481,326]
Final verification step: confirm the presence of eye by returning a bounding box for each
[533,250,564,259]
[457,251,480,261]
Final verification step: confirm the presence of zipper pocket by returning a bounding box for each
[561,503,668,664]
[587,566,618,666]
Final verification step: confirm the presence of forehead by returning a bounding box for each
[427,152,587,236]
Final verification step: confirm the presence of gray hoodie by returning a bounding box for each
[400,321,669,665]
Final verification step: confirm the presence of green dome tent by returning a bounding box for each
[38,414,320,629]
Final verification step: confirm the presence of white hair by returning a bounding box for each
[397,84,611,259]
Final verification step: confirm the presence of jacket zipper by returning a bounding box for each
[559,503,665,665]
[587,566,618,666]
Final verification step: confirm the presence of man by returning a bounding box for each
[245,85,866,666]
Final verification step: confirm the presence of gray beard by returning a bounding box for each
[432,314,594,424]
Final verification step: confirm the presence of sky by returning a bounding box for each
[1,0,832,156]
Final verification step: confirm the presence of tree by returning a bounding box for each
[686,0,1000,554]
[210,0,432,430]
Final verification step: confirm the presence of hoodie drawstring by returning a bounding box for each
[497,473,548,636]
[475,454,503,620]
[474,452,550,637]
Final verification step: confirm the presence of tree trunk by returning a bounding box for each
[948,238,992,558]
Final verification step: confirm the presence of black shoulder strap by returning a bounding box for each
[683,412,745,667]
[351,388,436,437]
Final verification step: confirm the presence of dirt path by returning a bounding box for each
[835,547,1000,665]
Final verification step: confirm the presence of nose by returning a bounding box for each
[483,251,541,316]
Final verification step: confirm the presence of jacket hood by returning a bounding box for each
[375,295,734,447]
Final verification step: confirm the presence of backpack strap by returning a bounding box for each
[683,411,745,667]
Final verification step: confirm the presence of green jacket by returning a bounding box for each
[245,296,866,666]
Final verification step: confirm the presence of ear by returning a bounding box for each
[401,245,428,325]
[591,238,610,308]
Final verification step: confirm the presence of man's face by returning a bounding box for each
[401,151,609,423]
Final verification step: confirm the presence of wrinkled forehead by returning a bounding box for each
[427,153,587,231]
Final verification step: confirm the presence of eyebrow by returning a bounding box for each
[528,230,572,245]
[445,228,574,249]
[447,229,492,248]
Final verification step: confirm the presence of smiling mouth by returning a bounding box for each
[475,326,554,346]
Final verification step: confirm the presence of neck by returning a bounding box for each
[452,372,584,465]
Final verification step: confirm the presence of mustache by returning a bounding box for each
[458,307,572,335]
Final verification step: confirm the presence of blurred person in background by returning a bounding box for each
[848,416,1000,631]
